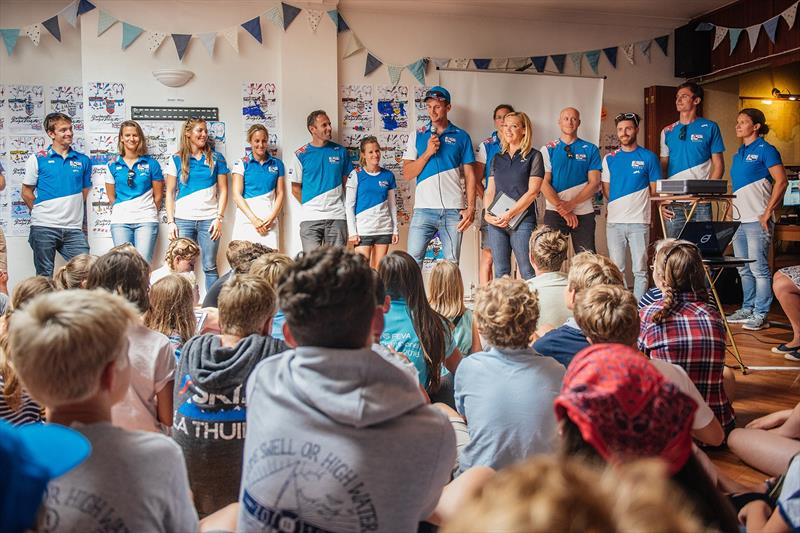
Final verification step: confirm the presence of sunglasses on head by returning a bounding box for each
[564,144,574,159]
[615,112,640,127]
[127,168,135,188]
[678,124,688,141]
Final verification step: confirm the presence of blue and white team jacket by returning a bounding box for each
[731,138,782,223]
[288,142,352,221]
[345,167,398,236]
[540,138,602,215]
[23,145,92,229]
[403,123,475,210]
[660,117,725,180]
[476,131,501,187]
[106,155,163,224]
[601,146,661,224]
[166,151,229,221]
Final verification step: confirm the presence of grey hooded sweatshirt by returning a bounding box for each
[237,346,456,533]
[173,333,288,517]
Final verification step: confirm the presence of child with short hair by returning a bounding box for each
[144,274,197,360]
[526,225,571,334]
[455,277,565,473]
[150,237,200,285]
[428,261,479,355]
[8,289,198,531]
[238,247,455,531]
[86,249,175,433]
[201,239,273,307]
[533,252,623,367]
[249,252,293,340]
[174,273,286,517]
[53,253,97,290]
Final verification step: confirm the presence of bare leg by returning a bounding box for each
[354,245,372,264]
[774,273,800,346]
[773,402,800,439]
[479,248,493,286]
[200,502,239,532]
[426,466,495,526]
[728,428,800,476]
[371,244,390,270]
[723,366,736,402]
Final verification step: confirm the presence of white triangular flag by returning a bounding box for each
[448,58,469,70]
[489,58,509,70]
[306,9,322,33]
[59,0,80,28]
[222,27,238,52]
[506,57,529,70]
[783,1,798,29]
[431,58,450,69]
[622,43,635,64]
[746,24,760,52]
[198,32,216,56]
[712,25,728,50]
[342,32,363,58]
[24,24,41,46]
[388,65,403,86]
[146,32,167,53]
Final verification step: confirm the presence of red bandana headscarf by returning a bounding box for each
[554,343,697,474]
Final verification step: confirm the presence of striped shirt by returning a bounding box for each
[0,375,43,426]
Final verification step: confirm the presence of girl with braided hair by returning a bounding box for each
[638,239,734,434]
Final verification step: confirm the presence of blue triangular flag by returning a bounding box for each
[97,10,116,36]
[655,34,669,55]
[327,10,349,32]
[602,46,617,68]
[473,58,491,69]
[241,17,262,44]
[550,54,566,73]
[585,50,601,74]
[121,22,144,49]
[695,22,715,31]
[729,28,744,53]
[77,0,96,15]
[365,52,382,76]
[531,56,547,72]
[763,15,780,43]
[42,16,61,42]
[0,28,20,55]
[407,58,426,85]
[172,33,192,60]
[282,3,301,30]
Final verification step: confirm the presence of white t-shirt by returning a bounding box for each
[111,324,176,433]
[650,358,715,430]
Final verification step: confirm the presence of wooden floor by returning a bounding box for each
[710,304,800,487]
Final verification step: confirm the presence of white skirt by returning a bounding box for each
[233,196,280,249]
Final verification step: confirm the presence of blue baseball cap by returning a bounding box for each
[0,421,91,533]
[424,86,451,104]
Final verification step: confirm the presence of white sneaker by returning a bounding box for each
[726,309,753,323]
[773,343,800,354]
[743,314,770,331]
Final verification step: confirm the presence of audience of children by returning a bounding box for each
[248,252,293,341]
[201,240,273,308]
[53,253,97,290]
[525,225,571,335]
[144,273,198,359]
[427,260,480,356]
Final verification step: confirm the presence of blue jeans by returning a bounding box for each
[28,226,90,278]
[407,208,462,265]
[487,217,536,279]
[110,222,159,263]
[174,218,219,290]
[732,221,773,315]
[665,202,712,238]
[606,222,650,301]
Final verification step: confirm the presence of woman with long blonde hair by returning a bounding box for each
[106,120,163,262]
[231,124,285,249]
[484,111,544,280]
[164,117,229,290]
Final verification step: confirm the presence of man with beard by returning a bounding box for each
[601,112,661,300]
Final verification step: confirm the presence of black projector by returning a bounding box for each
[656,180,728,195]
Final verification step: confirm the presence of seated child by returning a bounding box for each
[8,289,198,531]
[174,273,287,517]
[727,402,800,477]
[53,253,97,290]
[533,252,623,367]
[150,237,200,285]
[638,239,734,434]
[249,252,293,341]
[526,226,571,335]
[238,247,455,531]
[428,261,479,356]
[144,274,197,360]
[201,240,273,308]
[86,249,175,433]
[739,453,800,532]
[455,277,565,473]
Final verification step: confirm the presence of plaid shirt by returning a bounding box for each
[638,292,734,432]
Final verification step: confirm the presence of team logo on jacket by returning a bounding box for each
[328,156,340,164]
[690,134,704,142]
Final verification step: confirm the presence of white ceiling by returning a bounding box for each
[338,0,736,28]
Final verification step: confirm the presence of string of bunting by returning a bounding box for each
[695,0,797,54]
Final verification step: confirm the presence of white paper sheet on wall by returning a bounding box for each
[0,85,7,131]
[86,82,126,132]
[7,85,45,134]
[88,166,112,236]
[48,86,85,132]
[376,85,409,132]
[413,85,432,130]
[341,84,373,132]
[378,132,412,226]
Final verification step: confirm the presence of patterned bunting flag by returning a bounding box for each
[489,58,508,69]
[60,0,80,28]
[24,24,42,46]
[655,35,669,55]
[198,32,216,56]
[550,54,566,73]
[746,24,760,51]
[0,28,20,55]
[602,46,617,68]
[712,26,727,50]
[76,0,96,16]
[241,17,262,44]
[763,15,780,43]
[585,50,601,74]
[263,5,283,29]
[121,22,144,49]
[431,58,450,69]
[97,10,117,36]
[729,28,743,53]
[342,32,363,58]
[531,56,547,72]
[407,59,426,84]
[637,40,652,62]
[621,43,635,65]
[42,16,61,42]
[146,32,167,53]
[472,58,491,69]
[388,65,403,86]
[448,58,470,69]
[222,27,238,52]
[783,1,798,29]
[172,33,192,61]
[306,10,322,33]
[365,53,382,76]
[282,3,302,30]
[569,52,582,72]
[507,57,529,70]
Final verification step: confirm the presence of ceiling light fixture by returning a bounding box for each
[772,87,800,100]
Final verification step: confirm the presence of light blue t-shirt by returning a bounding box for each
[455,347,565,472]
[731,138,782,223]
[660,117,725,180]
[271,309,285,341]
[380,298,456,388]
[778,454,800,529]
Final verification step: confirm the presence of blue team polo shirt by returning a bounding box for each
[169,151,229,220]
[289,142,353,221]
[106,155,163,224]
[478,131,502,186]
[601,146,661,224]
[660,117,725,180]
[231,154,285,199]
[23,145,92,229]
[403,122,475,209]
[731,137,782,223]
[541,137,602,215]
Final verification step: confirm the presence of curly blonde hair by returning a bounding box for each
[165,237,200,272]
[567,252,624,294]
[474,277,539,349]
[573,284,640,346]
[529,225,568,272]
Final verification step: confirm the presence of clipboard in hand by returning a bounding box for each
[488,192,525,230]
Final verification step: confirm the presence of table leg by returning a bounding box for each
[705,265,748,373]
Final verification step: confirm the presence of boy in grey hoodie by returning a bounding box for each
[173,274,288,516]
[238,247,456,532]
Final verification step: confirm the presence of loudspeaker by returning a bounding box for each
[674,23,712,78]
